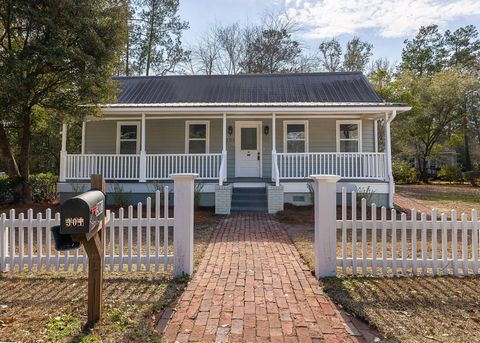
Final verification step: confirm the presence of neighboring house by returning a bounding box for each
[57,72,410,213]
[414,150,458,177]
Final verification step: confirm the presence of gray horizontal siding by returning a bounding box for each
[83,117,378,179]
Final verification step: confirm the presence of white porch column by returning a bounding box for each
[311,174,341,278]
[272,112,279,186]
[384,110,396,208]
[81,121,86,155]
[374,119,378,153]
[139,113,146,182]
[172,173,198,276]
[59,122,68,182]
[220,112,227,186]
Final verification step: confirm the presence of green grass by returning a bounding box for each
[45,314,83,342]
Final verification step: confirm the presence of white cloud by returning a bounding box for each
[285,0,480,39]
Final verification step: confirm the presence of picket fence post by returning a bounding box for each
[172,173,198,277]
[311,174,341,278]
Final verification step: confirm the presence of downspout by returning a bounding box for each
[385,110,397,208]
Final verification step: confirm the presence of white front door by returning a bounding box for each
[235,122,262,177]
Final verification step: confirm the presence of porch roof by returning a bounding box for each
[109,72,406,108]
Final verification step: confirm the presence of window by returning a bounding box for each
[186,121,209,153]
[284,121,308,153]
[337,120,362,152]
[117,122,140,154]
[241,128,257,150]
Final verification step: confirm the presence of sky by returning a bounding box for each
[178,0,480,66]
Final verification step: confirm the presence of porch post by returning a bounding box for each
[81,121,86,155]
[384,110,396,208]
[139,113,146,182]
[59,122,67,182]
[272,112,279,186]
[220,112,227,186]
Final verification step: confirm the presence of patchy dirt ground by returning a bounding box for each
[395,184,480,216]
[282,184,480,342]
[0,209,220,342]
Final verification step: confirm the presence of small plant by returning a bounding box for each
[194,182,204,208]
[111,181,130,207]
[464,170,480,187]
[0,175,13,203]
[28,172,58,202]
[45,314,82,342]
[306,182,314,205]
[438,165,463,183]
[392,159,417,184]
[356,186,376,206]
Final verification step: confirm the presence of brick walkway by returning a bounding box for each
[158,213,377,342]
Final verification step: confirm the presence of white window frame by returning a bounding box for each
[116,121,140,154]
[185,120,210,154]
[336,120,362,153]
[283,120,309,153]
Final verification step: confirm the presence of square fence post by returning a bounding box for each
[311,175,341,278]
[172,173,198,277]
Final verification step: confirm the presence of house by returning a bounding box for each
[57,72,410,213]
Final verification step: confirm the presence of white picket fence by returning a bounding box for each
[337,188,480,277]
[0,189,175,273]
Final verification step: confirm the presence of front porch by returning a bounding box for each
[58,109,397,209]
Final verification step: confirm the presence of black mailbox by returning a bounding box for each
[60,190,105,235]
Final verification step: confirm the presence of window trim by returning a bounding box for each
[336,120,362,153]
[116,121,140,154]
[283,120,309,153]
[185,120,210,154]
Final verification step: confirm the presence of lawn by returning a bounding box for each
[0,208,220,343]
[281,184,480,342]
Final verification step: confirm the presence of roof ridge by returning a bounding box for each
[113,71,364,80]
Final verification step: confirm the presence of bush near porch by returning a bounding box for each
[280,184,480,342]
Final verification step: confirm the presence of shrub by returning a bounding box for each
[0,175,13,203]
[28,172,58,202]
[464,170,480,187]
[392,159,417,184]
[437,165,463,183]
[194,182,204,208]
[306,182,314,205]
[356,186,376,206]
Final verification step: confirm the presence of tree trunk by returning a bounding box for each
[420,157,429,183]
[464,133,472,171]
[0,124,20,177]
[18,110,33,203]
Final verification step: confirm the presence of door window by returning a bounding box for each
[241,128,257,150]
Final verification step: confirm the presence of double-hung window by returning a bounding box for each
[337,120,362,152]
[284,121,308,153]
[117,122,140,154]
[186,121,209,153]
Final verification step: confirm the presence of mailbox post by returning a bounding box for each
[58,174,107,325]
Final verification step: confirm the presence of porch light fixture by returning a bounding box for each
[264,125,270,135]
[228,125,233,135]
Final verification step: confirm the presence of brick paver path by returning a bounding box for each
[158,213,377,342]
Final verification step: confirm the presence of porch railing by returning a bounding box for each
[276,152,387,180]
[65,154,140,180]
[146,154,222,180]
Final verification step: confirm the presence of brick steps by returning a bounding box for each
[230,187,267,213]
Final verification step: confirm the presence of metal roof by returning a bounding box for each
[111,72,390,107]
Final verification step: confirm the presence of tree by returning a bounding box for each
[216,23,244,74]
[240,16,302,74]
[400,25,447,75]
[0,0,128,202]
[133,0,188,75]
[445,25,480,70]
[192,29,221,75]
[343,36,373,72]
[392,70,478,182]
[318,38,342,72]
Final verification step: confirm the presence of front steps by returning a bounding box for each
[231,187,268,213]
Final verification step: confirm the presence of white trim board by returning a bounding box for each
[282,181,389,194]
